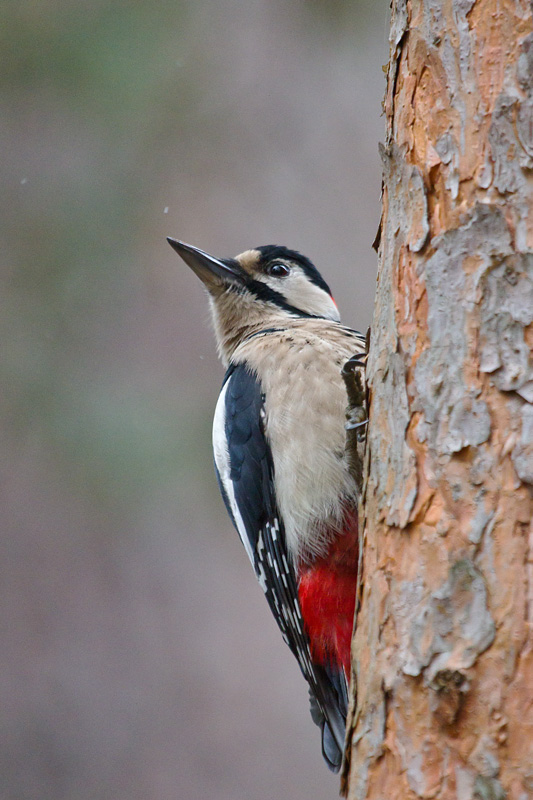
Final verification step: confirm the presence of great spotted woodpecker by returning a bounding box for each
[167,239,366,771]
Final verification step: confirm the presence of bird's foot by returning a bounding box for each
[342,353,367,443]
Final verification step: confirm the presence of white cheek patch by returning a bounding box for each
[263,273,340,321]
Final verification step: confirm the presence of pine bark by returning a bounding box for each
[342,2,533,798]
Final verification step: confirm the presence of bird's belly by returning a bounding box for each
[264,359,357,559]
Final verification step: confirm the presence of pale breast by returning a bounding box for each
[233,323,365,561]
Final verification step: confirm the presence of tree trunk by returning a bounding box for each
[342,2,533,798]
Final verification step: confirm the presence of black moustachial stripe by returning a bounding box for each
[247,278,320,318]
[224,278,321,319]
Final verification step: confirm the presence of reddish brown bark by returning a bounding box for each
[343,2,533,798]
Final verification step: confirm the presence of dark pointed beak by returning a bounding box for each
[167,238,246,292]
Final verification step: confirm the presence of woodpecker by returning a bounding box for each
[168,238,366,771]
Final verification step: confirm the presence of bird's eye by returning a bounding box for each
[268,263,291,278]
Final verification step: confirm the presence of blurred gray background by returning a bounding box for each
[1,1,388,798]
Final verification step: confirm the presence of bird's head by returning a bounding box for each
[168,239,340,362]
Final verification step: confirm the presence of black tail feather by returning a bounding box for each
[308,665,348,772]
[322,721,343,772]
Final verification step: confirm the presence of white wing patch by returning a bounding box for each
[212,381,255,565]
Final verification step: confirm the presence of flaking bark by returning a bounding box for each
[342,2,533,798]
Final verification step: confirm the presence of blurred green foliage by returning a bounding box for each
[0,1,213,518]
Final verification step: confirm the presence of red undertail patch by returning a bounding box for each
[297,509,358,674]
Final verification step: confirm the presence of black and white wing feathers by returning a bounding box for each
[212,362,347,771]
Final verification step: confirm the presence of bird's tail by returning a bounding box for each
[309,665,348,772]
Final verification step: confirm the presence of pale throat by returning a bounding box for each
[209,292,292,365]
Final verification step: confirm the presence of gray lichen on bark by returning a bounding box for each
[415,204,508,459]
[512,404,533,483]
[479,253,533,402]
[399,559,495,680]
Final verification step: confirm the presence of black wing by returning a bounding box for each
[212,362,347,770]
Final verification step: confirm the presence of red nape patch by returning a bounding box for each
[297,510,358,674]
